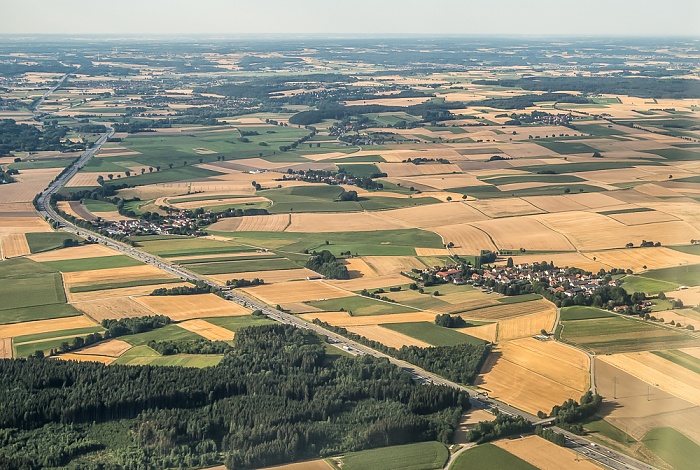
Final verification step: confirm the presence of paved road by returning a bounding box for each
[34,128,656,470]
[31,73,69,114]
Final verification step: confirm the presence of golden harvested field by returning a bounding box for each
[599,352,700,407]
[497,310,557,340]
[56,353,116,365]
[67,282,190,303]
[254,459,332,470]
[415,247,450,256]
[65,172,101,187]
[73,339,132,357]
[537,212,700,251]
[62,265,174,287]
[56,201,83,219]
[346,325,431,348]
[178,319,234,341]
[168,251,266,262]
[0,338,12,359]
[645,201,700,228]
[458,323,497,342]
[594,358,700,444]
[169,196,270,210]
[463,299,556,321]
[0,216,52,235]
[585,247,700,273]
[522,195,591,213]
[607,210,679,225]
[0,168,62,203]
[432,297,499,315]
[324,274,409,291]
[242,281,351,304]
[666,286,700,308]
[74,297,157,321]
[384,203,487,228]
[475,338,589,415]
[134,294,250,321]
[472,218,575,252]
[1,233,30,258]
[362,256,424,276]
[29,243,117,262]
[650,310,700,331]
[430,223,497,254]
[287,212,403,232]
[564,192,627,209]
[401,173,489,190]
[0,316,97,338]
[206,268,318,285]
[343,258,377,278]
[494,436,602,470]
[208,214,289,232]
[299,311,436,327]
[468,198,544,218]
[504,252,607,272]
[377,162,463,177]
[453,408,498,443]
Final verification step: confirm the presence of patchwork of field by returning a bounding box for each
[74,297,157,321]
[62,265,176,287]
[243,280,351,304]
[208,214,290,232]
[493,435,602,470]
[475,338,590,415]
[0,316,98,339]
[66,282,190,303]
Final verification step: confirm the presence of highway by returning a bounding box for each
[33,126,656,470]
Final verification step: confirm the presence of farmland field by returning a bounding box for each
[450,443,537,470]
[641,427,700,470]
[381,321,484,346]
[560,306,615,321]
[333,441,448,470]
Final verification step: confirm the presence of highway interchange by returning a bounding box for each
[33,119,656,470]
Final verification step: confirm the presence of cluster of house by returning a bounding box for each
[429,263,619,298]
[97,213,204,237]
[278,171,359,186]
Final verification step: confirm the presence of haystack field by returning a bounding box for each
[472,218,575,252]
[29,244,117,262]
[242,281,351,304]
[299,311,436,327]
[496,310,557,340]
[1,234,30,258]
[74,297,157,321]
[475,338,590,415]
[67,282,190,303]
[208,214,289,232]
[494,435,602,470]
[384,203,487,228]
[362,256,424,276]
[0,316,97,339]
[468,198,544,218]
[62,265,174,288]
[178,319,234,341]
[133,294,250,321]
[346,325,431,348]
[600,352,700,408]
[584,247,700,273]
[430,224,497,254]
[207,268,319,285]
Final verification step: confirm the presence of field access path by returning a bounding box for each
[34,128,656,470]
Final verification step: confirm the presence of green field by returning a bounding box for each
[482,174,584,185]
[121,324,201,346]
[82,200,119,212]
[177,254,280,265]
[449,183,605,199]
[336,441,448,470]
[560,306,615,321]
[583,418,636,447]
[559,316,697,353]
[576,123,625,137]
[25,232,82,253]
[620,275,680,295]
[205,315,275,332]
[69,278,183,293]
[213,229,445,256]
[42,255,144,273]
[450,443,537,470]
[13,326,104,357]
[642,264,700,287]
[651,350,700,375]
[132,235,251,257]
[669,245,700,256]
[644,148,700,161]
[104,165,224,187]
[9,158,76,170]
[0,303,82,325]
[382,322,484,346]
[187,257,299,275]
[115,353,222,368]
[536,140,599,155]
[308,296,415,316]
[336,163,381,177]
[516,160,655,174]
[642,427,700,470]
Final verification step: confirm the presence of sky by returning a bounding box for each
[4,0,700,37]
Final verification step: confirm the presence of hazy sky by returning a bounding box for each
[4,0,700,36]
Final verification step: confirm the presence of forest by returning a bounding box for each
[0,119,70,154]
[0,324,470,469]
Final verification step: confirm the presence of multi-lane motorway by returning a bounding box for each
[34,126,656,470]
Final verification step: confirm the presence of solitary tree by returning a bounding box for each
[168,163,174,169]
[149,167,153,173]
[141,168,145,174]
[96,175,104,186]
[107,173,114,180]
[124,170,131,177]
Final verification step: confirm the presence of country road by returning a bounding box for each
[34,126,657,470]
